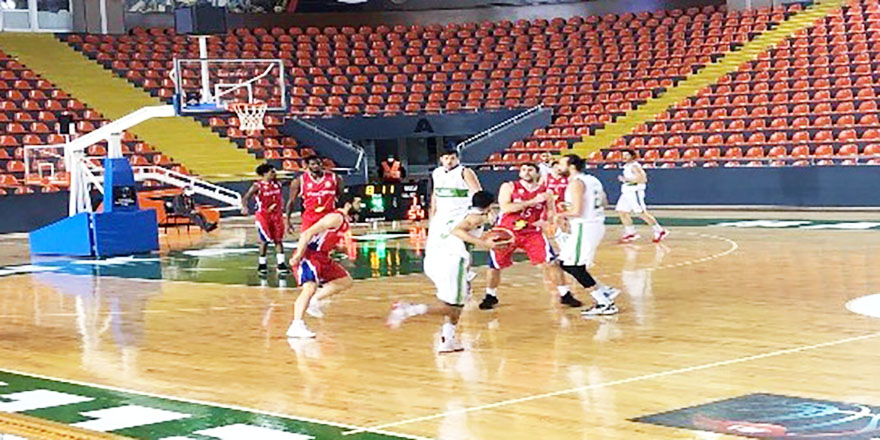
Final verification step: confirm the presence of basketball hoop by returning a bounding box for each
[228,102,267,133]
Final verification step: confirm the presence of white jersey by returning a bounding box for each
[566,173,605,224]
[426,208,483,259]
[621,161,646,193]
[431,165,473,221]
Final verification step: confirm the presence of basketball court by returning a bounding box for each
[2,210,880,440]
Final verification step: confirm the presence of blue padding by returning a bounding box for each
[103,158,139,213]
[29,212,94,256]
[91,210,159,258]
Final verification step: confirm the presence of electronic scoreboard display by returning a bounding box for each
[346,181,429,222]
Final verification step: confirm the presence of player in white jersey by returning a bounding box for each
[430,148,482,223]
[554,154,621,316]
[387,191,507,353]
[616,149,668,243]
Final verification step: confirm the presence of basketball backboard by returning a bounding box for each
[173,58,287,115]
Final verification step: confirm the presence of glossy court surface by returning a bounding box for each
[1,211,880,440]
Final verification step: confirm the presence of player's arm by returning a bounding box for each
[498,182,546,214]
[290,212,343,264]
[335,173,345,200]
[241,183,258,215]
[286,175,301,218]
[558,179,585,218]
[462,167,482,192]
[452,214,502,249]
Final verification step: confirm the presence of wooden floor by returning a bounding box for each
[2,212,880,440]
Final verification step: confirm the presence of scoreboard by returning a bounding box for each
[346,181,429,221]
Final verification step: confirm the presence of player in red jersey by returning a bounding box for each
[478,163,583,310]
[286,194,362,338]
[242,163,290,275]
[286,155,344,233]
[543,159,569,213]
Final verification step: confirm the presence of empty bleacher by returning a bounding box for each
[60,3,801,171]
[597,0,880,168]
[0,49,185,196]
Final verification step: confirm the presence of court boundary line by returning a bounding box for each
[0,367,434,440]
[342,330,880,435]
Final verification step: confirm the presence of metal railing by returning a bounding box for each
[288,117,367,182]
[455,105,546,153]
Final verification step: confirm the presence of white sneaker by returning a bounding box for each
[467,270,477,282]
[306,300,325,319]
[618,232,640,243]
[653,229,669,243]
[436,335,464,353]
[600,286,621,302]
[286,321,316,338]
[386,301,424,329]
[581,303,619,317]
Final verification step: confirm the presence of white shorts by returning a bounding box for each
[558,221,605,267]
[615,189,647,214]
[424,252,470,306]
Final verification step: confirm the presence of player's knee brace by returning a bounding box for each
[561,264,596,289]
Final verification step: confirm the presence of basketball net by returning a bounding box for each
[228,102,267,134]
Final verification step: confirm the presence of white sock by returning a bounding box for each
[652,224,663,233]
[556,285,570,297]
[590,289,612,306]
[486,288,497,297]
[259,256,267,265]
[624,226,636,235]
[293,319,305,327]
[276,253,285,265]
[441,322,456,339]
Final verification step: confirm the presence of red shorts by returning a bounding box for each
[255,211,285,243]
[296,250,349,286]
[489,228,555,270]
[301,209,330,231]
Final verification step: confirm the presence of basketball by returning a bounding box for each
[486,227,515,246]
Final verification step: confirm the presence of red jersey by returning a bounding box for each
[255,180,283,215]
[499,180,548,232]
[307,210,350,254]
[545,174,568,211]
[301,171,338,215]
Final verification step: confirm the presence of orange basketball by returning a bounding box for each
[485,227,514,246]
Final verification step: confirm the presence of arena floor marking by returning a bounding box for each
[342,330,880,436]
[0,367,433,440]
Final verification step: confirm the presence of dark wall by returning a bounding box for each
[125,0,721,31]
[3,167,876,234]
[0,192,70,233]
[477,167,880,207]
[297,109,523,141]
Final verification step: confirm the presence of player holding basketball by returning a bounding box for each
[616,149,668,243]
[242,163,290,275]
[286,155,343,233]
[286,194,361,338]
[555,154,621,316]
[386,191,508,353]
[478,163,583,310]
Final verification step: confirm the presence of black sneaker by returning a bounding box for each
[257,263,268,275]
[560,292,583,308]
[277,263,291,274]
[478,294,499,310]
[205,222,218,232]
